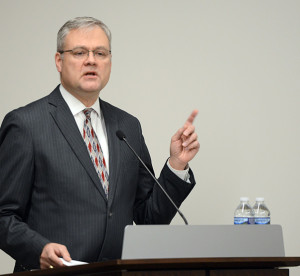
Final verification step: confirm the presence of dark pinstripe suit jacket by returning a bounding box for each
[0,86,195,271]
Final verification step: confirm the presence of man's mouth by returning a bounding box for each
[84,72,97,76]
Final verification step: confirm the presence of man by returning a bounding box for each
[0,17,199,272]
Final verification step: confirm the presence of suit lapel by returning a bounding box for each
[100,100,121,206]
[48,87,108,201]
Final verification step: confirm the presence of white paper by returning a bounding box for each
[59,257,88,266]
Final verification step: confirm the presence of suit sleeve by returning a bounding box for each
[133,121,196,225]
[0,111,50,269]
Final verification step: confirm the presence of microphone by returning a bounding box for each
[116,130,188,225]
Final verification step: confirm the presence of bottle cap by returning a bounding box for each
[240,197,249,202]
[255,197,265,202]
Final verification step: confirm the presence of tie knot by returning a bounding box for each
[83,108,93,119]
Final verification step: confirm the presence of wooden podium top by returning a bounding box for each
[3,257,300,276]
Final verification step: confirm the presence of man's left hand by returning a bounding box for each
[169,110,200,170]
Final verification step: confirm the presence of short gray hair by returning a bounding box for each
[57,16,112,52]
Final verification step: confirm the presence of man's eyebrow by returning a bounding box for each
[71,45,87,49]
[93,46,111,51]
[72,46,109,50]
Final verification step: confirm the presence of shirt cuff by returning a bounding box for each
[167,159,191,183]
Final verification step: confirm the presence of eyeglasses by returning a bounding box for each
[59,47,111,60]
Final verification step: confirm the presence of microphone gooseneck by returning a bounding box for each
[116,130,188,225]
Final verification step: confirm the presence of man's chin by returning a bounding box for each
[80,85,102,94]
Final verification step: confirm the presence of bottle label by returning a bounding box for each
[234,217,252,224]
[255,217,270,224]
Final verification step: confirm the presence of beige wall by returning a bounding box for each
[1,0,299,275]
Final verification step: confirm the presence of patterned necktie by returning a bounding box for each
[82,108,109,197]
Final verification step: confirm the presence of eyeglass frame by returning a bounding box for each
[58,47,112,60]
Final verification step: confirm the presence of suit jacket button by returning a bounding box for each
[109,212,113,217]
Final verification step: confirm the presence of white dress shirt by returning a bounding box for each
[60,85,109,173]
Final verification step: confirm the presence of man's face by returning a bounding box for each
[55,27,112,98]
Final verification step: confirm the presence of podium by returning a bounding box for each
[2,257,300,276]
[3,225,300,275]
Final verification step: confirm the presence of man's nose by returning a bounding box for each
[85,51,96,64]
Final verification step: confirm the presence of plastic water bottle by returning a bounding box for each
[253,197,271,224]
[234,197,254,224]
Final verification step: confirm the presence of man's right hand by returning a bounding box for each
[40,243,71,269]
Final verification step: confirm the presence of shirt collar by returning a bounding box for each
[59,84,101,117]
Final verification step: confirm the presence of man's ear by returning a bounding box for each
[55,52,63,73]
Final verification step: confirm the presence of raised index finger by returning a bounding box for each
[185,109,198,126]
